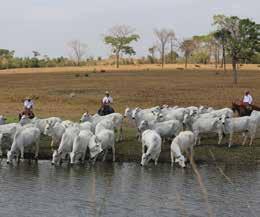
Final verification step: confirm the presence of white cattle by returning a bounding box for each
[0,123,21,157]
[6,126,41,164]
[222,116,257,147]
[88,129,115,163]
[52,127,79,165]
[95,119,114,134]
[80,112,123,142]
[0,115,6,125]
[157,107,188,122]
[170,131,195,168]
[70,130,93,164]
[44,121,66,150]
[20,116,62,133]
[131,107,160,127]
[189,115,224,145]
[140,130,162,166]
[251,110,260,127]
[138,119,183,141]
[61,120,75,128]
[198,108,233,119]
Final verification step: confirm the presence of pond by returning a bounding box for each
[0,161,259,217]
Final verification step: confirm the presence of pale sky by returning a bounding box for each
[0,0,259,58]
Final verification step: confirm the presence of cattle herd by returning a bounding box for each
[0,105,260,168]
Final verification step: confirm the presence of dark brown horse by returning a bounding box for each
[18,109,35,120]
[232,102,260,117]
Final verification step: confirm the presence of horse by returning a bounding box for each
[97,105,115,116]
[232,101,260,117]
[18,109,35,120]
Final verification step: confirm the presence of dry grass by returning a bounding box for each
[0,64,260,120]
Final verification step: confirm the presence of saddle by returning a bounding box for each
[98,105,115,116]
[19,109,35,120]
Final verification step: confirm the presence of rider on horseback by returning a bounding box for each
[102,91,113,106]
[98,91,115,116]
[19,96,35,120]
[242,90,253,106]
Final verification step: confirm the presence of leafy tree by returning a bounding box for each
[213,15,260,84]
[180,39,196,69]
[104,25,140,68]
[148,45,157,63]
[165,51,178,63]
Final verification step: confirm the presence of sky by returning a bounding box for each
[0,0,259,58]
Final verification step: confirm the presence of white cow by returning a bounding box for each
[189,115,224,145]
[88,129,115,163]
[170,131,195,168]
[198,108,233,119]
[61,120,75,128]
[138,119,183,141]
[251,110,260,128]
[44,121,66,150]
[222,116,257,147]
[157,107,188,123]
[131,107,160,127]
[0,123,21,157]
[20,115,62,133]
[141,130,162,166]
[52,127,79,165]
[6,126,41,164]
[95,119,115,134]
[70,130,93,164]
[80,112,123,142]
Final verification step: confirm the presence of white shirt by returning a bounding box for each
[243,94,253,104]
[102,96,113,105]
[24,100,34,109]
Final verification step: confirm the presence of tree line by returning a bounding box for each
[0,14,259,83]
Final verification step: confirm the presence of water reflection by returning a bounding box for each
[0,161,259,217]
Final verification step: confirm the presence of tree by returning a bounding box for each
[213,15,233,73]
[154,29,173,68]
[180,39,196,69]
[169,31,176,64]
[104,25,140,68]
[213,29,228,73]
[213,15,260,84]
[32,50,40,57]
[67,40,87,66]
[148,45,157,63]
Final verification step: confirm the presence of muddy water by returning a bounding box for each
[0,161,259,217]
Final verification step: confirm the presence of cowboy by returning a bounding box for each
[24,96,34,111]
[102,91,113,106]
[243,91,253,105]
[98,91,114,116]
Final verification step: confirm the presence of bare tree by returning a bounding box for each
[67,40,87,66]
[154,29,173,68]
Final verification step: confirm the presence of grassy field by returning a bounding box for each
[1,64,260,165]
